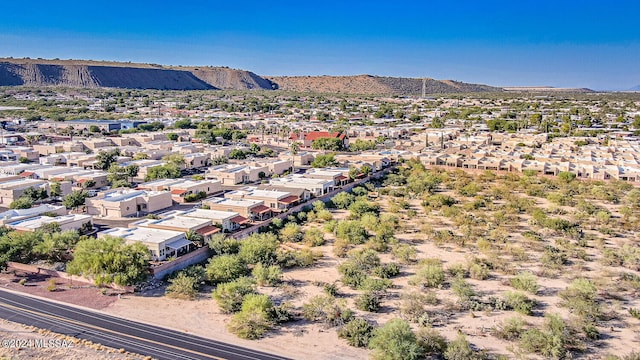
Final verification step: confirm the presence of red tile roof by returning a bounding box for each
[279,195,299,204]
[252,204,272,214]
[171,189,188,195]
[230,215,249,224]
[290,131,346,141]
[196,225,220,236]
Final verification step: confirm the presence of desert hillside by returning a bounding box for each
[0,58,275,91]
[267,75,502,95]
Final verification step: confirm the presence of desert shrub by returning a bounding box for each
[335,220,369,244]
[355,291,382,312]
[469,262,490,280]
[559,278,601,320]
[444,333,475,360]
[252,263,282,286]
[541,246,568,270]
[504,291,536,316]
[629,308,640,320]
[372,263,400,279]
[416,327,447,355]
[359,277,392,291]
[493,316,526,340]
[206,254,247,284]
[447,263,469,278]
[511,271,539,294]
[212,277,256,313]
[302,294,353,327]
[369,319,423,360]
[323,282,339,296]
[303,227,325,246]
[400,291,437,324]
[332,192,356,209]
[46,279,57,292]
[392,244,418,264]
[409,260,445,288]
[338,318,375,347]
[166,273,199,300]
[276,248,320,268]
[227,294,274,339]
[279,222,303,243]
[519,313,577,359]
[316,209,334,222]
[451,277,475,302]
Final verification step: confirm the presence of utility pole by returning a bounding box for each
[422,78,426,99]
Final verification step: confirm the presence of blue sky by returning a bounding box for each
[0,1,638,90]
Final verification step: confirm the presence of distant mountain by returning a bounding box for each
[502,86,594,93]
[0,58,276,90]
[627,85,640,91]
[266,75,501,95]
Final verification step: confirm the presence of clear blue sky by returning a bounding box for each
[0,1,638,90]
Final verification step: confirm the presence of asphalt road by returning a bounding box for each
[0,289,291,360]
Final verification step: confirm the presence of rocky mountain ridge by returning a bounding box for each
[0,58,502,94]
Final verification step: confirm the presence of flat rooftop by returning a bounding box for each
[100,227,184,244]
[179,208,239,221]
[206,198,263,207]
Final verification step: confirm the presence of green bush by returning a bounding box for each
[468,262,490,280]
[212,277,255,313]
[355,291,382,312]
[409,260,445,288]
[447,263,469,278]
[369,319,423,360]
[166,273,199,300]
[559,278,601,320]
[519,313,575,359]
[511,271,539,294]
[206,254,247,284]
[279,222,303,243]
[227,294,274,339]
[493,316,526,340]
[252,263,282,286]
[338,318,375,347]
[302,294,353,327]
[303,227,325,246]
[444,333,475,360]
[416,327,447,355]
[504,291,536,316]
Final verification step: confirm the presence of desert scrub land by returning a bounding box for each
[109,161,640,360]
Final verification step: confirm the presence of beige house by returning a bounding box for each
[175,208,248,233]
[33,142,85,156]
[6,214,93,233]
[0,178,49,206]
[99,227,192,261]
[205,164,269,185]
[225,188,298,211]
[137,179,222,203]
[204,198,272,221]
[0,204,67,226]
[85,189,172,218]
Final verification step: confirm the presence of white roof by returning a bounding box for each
[100,227,184,244]
[178,208,239,221]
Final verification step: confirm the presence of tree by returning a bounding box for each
[311,137,344,151]
[145,164,181,181]
[162,154,185,169]
[63,190,88,211]
[252,263,282,286]
[66,236,150,286]
[166,133,179,141]
[238,233,279,265]
[228,149,248,160]
[50,182,62,199]
[174,119,194,129]
[368,319,422,360]
[95,149,120,170]
[10,197,33,209]
[206,254,247,284]
[311,153,338,168]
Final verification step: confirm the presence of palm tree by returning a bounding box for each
[290,142,300,174]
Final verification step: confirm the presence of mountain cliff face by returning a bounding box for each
[266,75,502,94]
[0,59,276,90]
[0,58,501,94]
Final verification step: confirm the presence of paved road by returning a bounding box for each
[0,289,290,360]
